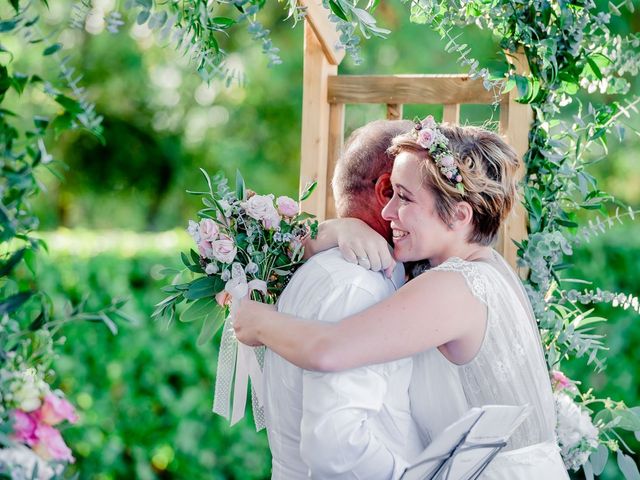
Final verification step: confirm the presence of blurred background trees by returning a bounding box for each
[4,0,638,478]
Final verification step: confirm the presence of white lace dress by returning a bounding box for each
[409,251,569,479]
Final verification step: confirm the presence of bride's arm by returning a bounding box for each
[303,218,396,275]
[234,270,484,371]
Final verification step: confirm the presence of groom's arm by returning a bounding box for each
[299,283,412,480]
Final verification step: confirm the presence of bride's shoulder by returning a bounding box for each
[421,257,488,304]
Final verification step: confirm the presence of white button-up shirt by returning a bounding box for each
[263,248,424,479]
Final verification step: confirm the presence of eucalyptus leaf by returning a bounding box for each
[180,298,215,323]
[197,309,225,346]
[590,444,608,475]
[617,451,640,480]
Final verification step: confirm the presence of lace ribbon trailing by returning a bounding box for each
[212,264,266,430]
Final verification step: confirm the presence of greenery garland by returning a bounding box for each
[2,0,640,477]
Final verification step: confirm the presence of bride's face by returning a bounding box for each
[382,152,452,264]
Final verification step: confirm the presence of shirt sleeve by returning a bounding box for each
[299,284,410,480]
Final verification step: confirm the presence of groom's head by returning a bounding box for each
[332,119,413,242]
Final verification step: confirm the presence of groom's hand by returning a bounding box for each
[336,219,396,277]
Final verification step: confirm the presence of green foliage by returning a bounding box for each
[36,231,271,479]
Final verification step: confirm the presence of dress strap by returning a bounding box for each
[430,257,488,305]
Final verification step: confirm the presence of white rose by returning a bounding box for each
[211,235,237,264]
[242,194,278,222]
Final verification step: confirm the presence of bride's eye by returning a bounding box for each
[397,192,410,203]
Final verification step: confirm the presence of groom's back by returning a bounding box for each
[263,247,400,479]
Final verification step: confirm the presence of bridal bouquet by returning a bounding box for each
[154,169,317,428]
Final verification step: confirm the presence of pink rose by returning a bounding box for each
[211,235,237,264]
[32,424,74,463]
[12,410,38,446]
[417,128,435,149]
[276,196,299,217]
[455,175,462,183]
[242,194,279,222]
[440,155,455,167]
[39,393,78,426]
[198,240,214,259]
[262,212,282,230]
[215,290,232,307]
[198,218,219,242]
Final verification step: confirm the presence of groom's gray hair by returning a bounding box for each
[332,119,413,217]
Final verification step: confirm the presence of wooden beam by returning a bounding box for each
[299,22,337,221]
[442,104,460,124]
[497,50,532,273]
[328,75,501,105]
[325,103,345,219]
[299,0,345,66]
[386,104,403,120]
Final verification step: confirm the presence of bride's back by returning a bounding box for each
[410,251,557,451]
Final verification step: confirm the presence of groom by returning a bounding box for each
[262,120,423,479]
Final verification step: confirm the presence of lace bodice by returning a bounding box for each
[410,252,557,451]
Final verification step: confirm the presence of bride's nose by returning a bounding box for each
[382,195,398,221]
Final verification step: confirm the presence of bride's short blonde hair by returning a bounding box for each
[389,124,521,246]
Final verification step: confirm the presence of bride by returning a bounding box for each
[234,118,569,479]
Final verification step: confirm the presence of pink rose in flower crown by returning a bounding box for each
[276,196,299,218]
[421,115,437,129]
[242,194,279,222]
[439,154,455,168]
[417,128,435,149]
[11,410,38,446]
[199,218,219,242]
[211,235,237,264]
[39,393,78,426]
[32,424,74,463]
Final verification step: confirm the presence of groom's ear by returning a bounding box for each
[374,173,393,207]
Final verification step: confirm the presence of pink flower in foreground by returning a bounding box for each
[39,393,78,426]
[211,235,237,264]
[32,424,74,463]
[276,196,299,217]
[12,410,38,446]
[551,370,573,392]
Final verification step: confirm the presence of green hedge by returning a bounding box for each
[37,224,640,479]
[38,230,270,480]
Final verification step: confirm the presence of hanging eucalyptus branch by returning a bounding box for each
[398,0,640,476]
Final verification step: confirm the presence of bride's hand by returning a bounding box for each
[335,218,396,277]
[232,298,276,347]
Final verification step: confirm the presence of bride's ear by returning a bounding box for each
[452,201,474,229]
[374,173,393,207]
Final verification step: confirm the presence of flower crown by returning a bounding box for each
[412,116,465,194]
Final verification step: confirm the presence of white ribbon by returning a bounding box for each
[212,263,267,430]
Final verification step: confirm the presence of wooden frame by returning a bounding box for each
[298,0,532,269]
